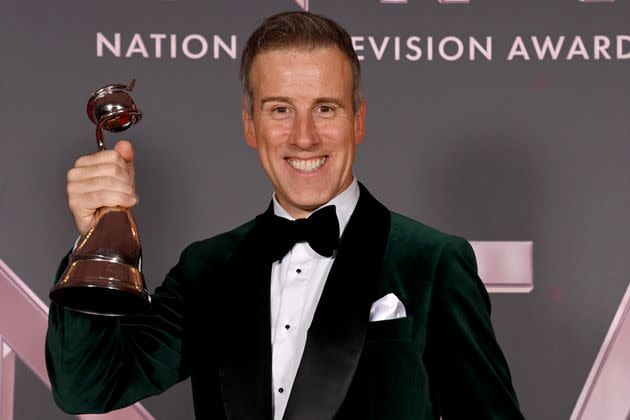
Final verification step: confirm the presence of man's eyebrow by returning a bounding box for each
[259,96,292,106]
[315,97,344,107]
[258,96,345,108]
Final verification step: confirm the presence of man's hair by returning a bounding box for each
[240,11,361,116]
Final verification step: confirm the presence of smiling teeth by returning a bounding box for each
[287,157,327,172]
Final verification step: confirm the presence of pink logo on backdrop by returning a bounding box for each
[570,283,630,419]
[294,0,309,10]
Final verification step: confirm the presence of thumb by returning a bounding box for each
[114,140,135,164]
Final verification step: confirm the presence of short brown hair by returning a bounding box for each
[240,11,361,115]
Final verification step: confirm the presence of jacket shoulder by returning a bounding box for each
[386,212,474,263]
[389,212,462,249]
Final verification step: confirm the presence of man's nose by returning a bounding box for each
[290,111,320,149]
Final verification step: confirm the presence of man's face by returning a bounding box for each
[242,46,366,218]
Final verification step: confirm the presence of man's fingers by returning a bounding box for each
[69,190,138,212]
[113,140,135,163]
[74,149,128,170]
[128,160,135,189]
[67,176,136,197]
[67,163,131,184]
[66,140,137,236]
[115,141,136,189]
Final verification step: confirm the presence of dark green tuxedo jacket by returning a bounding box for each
[46,185,524,419]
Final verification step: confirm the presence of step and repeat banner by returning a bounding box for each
[2,0,630,419]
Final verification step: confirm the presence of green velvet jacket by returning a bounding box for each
[46,184,525,419]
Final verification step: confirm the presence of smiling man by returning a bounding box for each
[46,11,524,420]
[242,45,364,219]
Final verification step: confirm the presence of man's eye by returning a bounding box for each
[316,105,335,117]
[274,106,288,113]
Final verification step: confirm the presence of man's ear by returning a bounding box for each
[242,107,257,149]
[354,98,367,145]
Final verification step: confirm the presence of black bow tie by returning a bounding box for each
[262,205,340,262]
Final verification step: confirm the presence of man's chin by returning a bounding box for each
[292,199,328,212]
[277,191,333,216]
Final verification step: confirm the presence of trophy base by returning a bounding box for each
[50,258,151,316]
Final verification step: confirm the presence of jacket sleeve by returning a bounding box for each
[45,246,192,414]
[425,237,525,420]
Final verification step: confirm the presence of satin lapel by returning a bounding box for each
[283,184,391,420]
[219,212,273,420]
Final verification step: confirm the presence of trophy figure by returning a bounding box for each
[49,80,150,315]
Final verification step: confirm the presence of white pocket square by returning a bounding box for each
[369,293,407,322]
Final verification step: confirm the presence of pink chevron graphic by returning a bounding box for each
[294,0,309,10]
[570,281,630,420]
[0,260,154,420]
[0,337,15,420]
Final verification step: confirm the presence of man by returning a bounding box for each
[46,11,525,420]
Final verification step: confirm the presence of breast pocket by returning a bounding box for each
[360,315,429,419]
[366,316,413,341]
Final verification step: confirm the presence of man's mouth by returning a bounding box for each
[286,156,327,173]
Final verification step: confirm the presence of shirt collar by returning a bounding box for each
[272,177,360,238]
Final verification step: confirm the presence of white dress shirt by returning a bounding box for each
[269,177,360,420]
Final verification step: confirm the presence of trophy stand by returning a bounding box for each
[49,80,151,316]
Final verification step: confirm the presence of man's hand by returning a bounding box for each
[66,140,138,236]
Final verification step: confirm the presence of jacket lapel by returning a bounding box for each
[219,212,274,420]
[283,184,391,420]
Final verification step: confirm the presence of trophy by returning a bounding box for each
[49,80,150,316]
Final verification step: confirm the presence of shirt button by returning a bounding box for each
[278,387,284,393]
[296,268,302,274]
[285,324,290,330]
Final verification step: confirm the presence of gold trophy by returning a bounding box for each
[49,80,150,315]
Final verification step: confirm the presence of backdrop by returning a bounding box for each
[2,0,630,419]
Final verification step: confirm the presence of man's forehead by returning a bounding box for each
[255,44,341,57]
[244,46,355,112]
[249,46,350,74]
